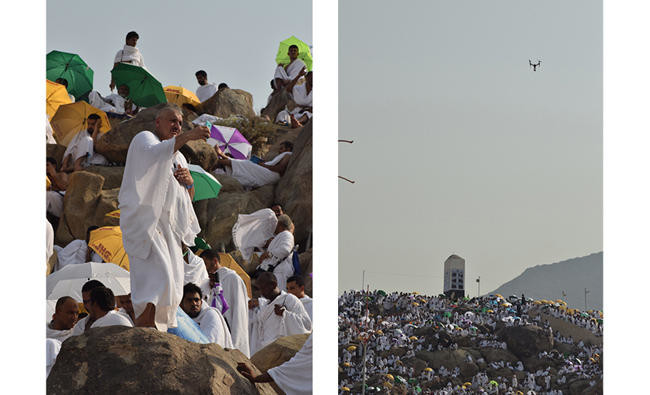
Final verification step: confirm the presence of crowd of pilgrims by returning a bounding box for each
[338,290,603,394]
[45,30,315,389]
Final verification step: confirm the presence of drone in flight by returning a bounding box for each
[529,59,542,71]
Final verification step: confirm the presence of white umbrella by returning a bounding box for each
[46,262,130,298]
[48,277,131,302]
[46,299,57,323]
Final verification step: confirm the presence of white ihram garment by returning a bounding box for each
[114,45,146,68]
[268,334,313,395]
[63,129,108,166]
[196,83,218,103]
[193,307,234,348]
[300,295,313,322]
[275,81,313,124]
[214,266,251,357]
[273,59,306,82]
[90,310,134,328]
[258,230,295,291]
[248,291,311,356]
[231,208,278,262]
[225,152,292,188]
[88,91,126,114]
[184,250,211,298]
[119,131,200,331]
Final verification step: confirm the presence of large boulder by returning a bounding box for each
[47,326,277,395]
[496,325,554,359]
[46,143,67,167]
[55,171,119,245]
[198,88,256,119]
[274,121,312,245]
[193,185,275,251]
[261,89,291,122]
[415,349,479,379]
[180,139,218,172]
[250,333,310,373]
[85,165,125,190]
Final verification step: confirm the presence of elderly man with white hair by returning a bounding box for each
[256,214,296,291]
[118,104,210,330]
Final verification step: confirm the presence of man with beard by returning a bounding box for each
[60,114,109,172]
[195,70,218,103]
[180,283,233,348]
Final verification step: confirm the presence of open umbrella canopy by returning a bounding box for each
[217,252,252,298]
[206,125,252,160]
[46,262,130,299]
[275,36,313,71]
[46,50,94,99]
[88,226,130,271]
[188,164,222,202]
[50,101,111,146]
[105,209,120,218]
[46,79,72,118]
[111,63,167,107]
[164,85,200,108]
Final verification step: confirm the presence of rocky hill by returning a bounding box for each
[489,252,603,310]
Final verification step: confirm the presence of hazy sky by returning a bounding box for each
[339,0,602,295]
[46,0,312,112]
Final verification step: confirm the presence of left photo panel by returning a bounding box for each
[45,1,314,393]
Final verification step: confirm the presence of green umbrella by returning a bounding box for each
[377,290,387,296]
[110,63,167,107]
[275,36,313,71]
[46,50,94,98]
[188,164,222,202]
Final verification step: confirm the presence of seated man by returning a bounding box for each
[46,157,68,220]
[248,272,311,356]
[88,84,138,116]
[89,286,134,328]
[46,296,79,342]
[70,280,105,336]
[273,44,306,92]
[213,141,293,189]
[286,275,312,322]
[110,31,145,90]
[195,70,218,103]
[60,114,109,173]
[276,71,312,128]
[200,249,251,357]
[53,226,102,271]
[181,283,234,348]
[256,214,295,292]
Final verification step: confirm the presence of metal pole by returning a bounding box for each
[477,276,480,297]
[361,341,367,395]
[584,288,589,310]
[362,270,365,291]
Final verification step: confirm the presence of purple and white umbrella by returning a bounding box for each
[206,125,252,160]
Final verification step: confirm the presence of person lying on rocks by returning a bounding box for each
[237,333,312,394]
[200,249,251,357]
[46,157,68,221]
[89,286,134,329]
[247,272,311,356]
[46,296,79,342]
[70,280,105,335]
[254,214,296,292]
[195,70,218,103]
[53,226,103,271]
[273,44,307,93]
[287,275,312,322]
[181,282,234,348]
[212,140,293,189]
[110,31,145,91]
[276,71,312,128]
[116,293,135,324]
[61,114,109,173]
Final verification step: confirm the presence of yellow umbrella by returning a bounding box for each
[105,209,121,219]
[88,226,130,271]
[386,374,395,380]
[424,368,433,372]
[46,79,72,118]
[487,309,494,313]
[342,362,351,367]
[342,387,350,392]
[463,382,472,387]
[46,176,51,190]
[409,336,418,341]
[50,101,111,146]
[218,252,252,298]
[495,294,503,299]
[164,86,201,108]
[376,330,383,335]
[412,302,419,306]
[347,345,357,352]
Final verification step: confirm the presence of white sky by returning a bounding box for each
[339,0,603,295]
[46,0,312,112]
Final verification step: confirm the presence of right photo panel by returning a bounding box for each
[339,1,602,394]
